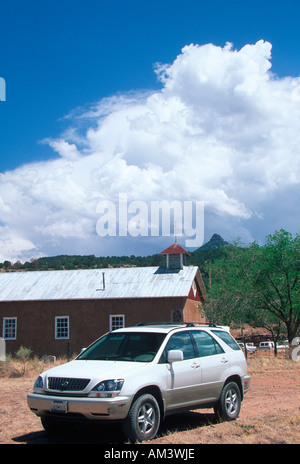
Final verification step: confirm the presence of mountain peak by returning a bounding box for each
[200,234,228,250]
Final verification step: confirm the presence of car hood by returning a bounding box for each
[42,359,148,382]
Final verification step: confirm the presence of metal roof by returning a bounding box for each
[161,242,191,255]
[0,266,200,301]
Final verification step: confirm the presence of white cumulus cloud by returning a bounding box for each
[0,40,299,261]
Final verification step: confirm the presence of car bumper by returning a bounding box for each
[27,392,132,421]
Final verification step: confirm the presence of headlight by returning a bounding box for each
[88,379,124,398]
[33,375,44,393]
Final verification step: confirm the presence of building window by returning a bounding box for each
[172,308,183,323]
[110,315,125,331]
[3,317,17,340]
[55,316,69,339]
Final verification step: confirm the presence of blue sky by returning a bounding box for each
[0,0,300,261]
[1,0,300,171]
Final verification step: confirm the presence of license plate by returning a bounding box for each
[50,400,68,413]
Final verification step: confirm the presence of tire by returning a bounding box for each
[214,381,241,421]
[122,394,161,442]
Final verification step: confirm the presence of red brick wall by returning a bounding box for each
[0,296,205,357]
[183,298,206,323]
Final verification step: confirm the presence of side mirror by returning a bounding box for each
[168,350,184,363]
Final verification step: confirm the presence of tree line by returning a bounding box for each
[0,236,225,273]
[0,253,166,272]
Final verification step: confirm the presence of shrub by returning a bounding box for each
[15,346,33,375]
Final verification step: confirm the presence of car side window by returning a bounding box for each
[192,330,224,357]
[160,331,196,362]
[211,330,241,351]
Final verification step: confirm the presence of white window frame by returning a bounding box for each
[55,316,70,340]
[110,314,125,332]
[3,317,17,340]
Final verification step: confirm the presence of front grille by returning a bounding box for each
[47,377,90,392]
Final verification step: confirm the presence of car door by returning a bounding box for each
[191,330,228,402]
[162,331,202,410]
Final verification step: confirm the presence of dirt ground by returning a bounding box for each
[0,355,299,445]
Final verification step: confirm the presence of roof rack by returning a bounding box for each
[186,322,218,327]
[135,322,181,326]
[136,322,218,328]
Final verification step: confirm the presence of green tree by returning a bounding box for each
[255,230,299,342]
[3,260,11,270]
[205,230,300,344]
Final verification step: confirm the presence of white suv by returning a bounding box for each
[27,323,250,442]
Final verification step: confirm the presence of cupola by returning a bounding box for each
[161,242,191,270]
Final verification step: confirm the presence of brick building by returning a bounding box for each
[0,243,206,357]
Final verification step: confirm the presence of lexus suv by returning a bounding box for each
[27,323,250,442]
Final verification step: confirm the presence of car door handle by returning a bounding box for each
[221,357,229,363]
[191,362,200,369]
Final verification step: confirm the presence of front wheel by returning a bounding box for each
[214,381,241,421]
[122,394,160,442]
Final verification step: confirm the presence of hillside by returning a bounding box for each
[196,233,228,250]
[189,233,228,269]
[0,234,228,274]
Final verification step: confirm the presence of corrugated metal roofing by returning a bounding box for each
[0,266,199,301]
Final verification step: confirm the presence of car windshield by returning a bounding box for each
[77,331,167,362]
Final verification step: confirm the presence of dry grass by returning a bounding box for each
[0,354,74,378]
[246,351,300,374]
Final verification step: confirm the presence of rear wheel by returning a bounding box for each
[122,394,160,442]
[214,381,241,421]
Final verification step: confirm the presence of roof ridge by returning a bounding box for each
[161,242,191,256]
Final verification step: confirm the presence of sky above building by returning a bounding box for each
[0,0,299,262]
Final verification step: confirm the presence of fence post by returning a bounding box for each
[0,337,6,362]
[243,336,247,359]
